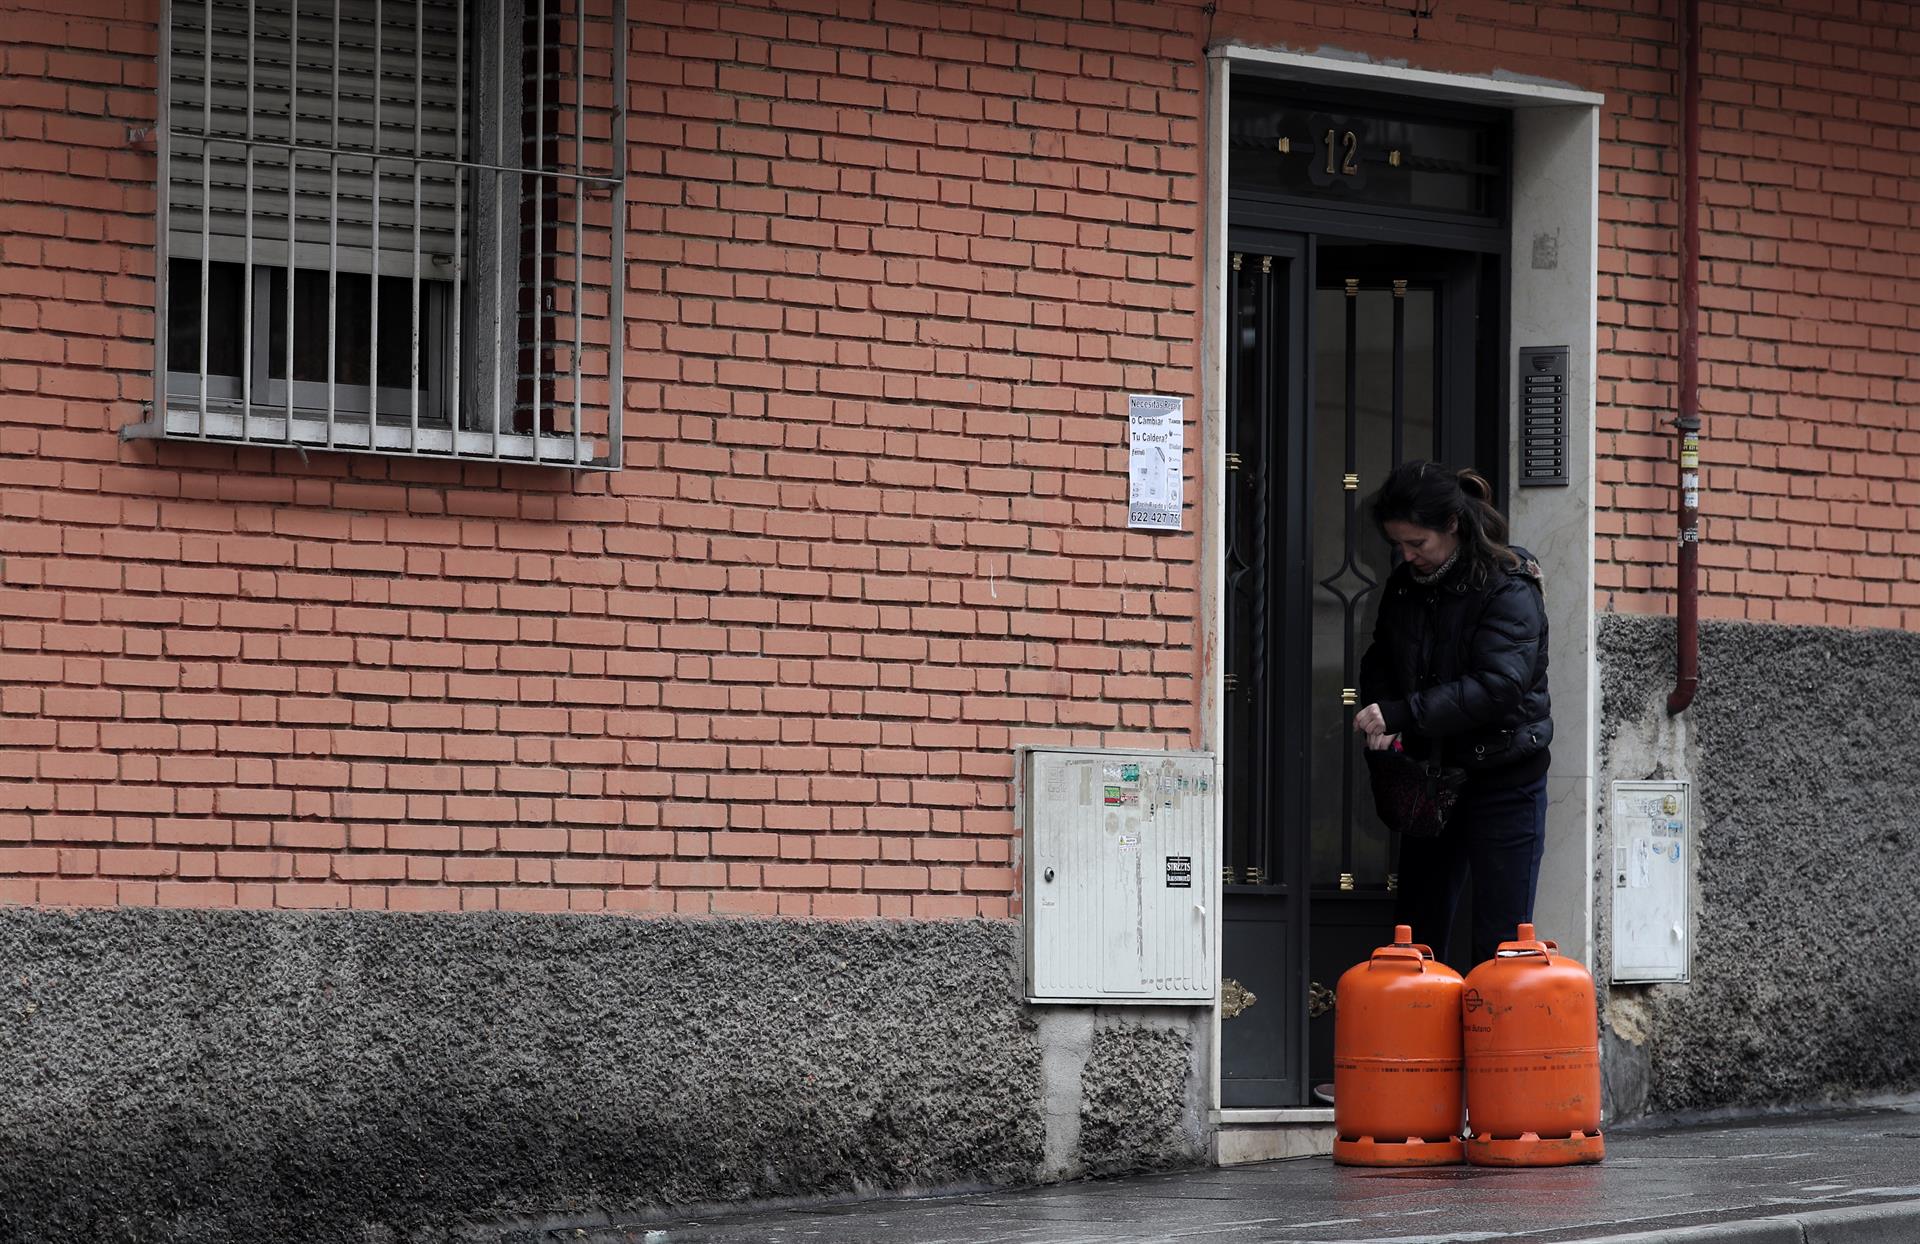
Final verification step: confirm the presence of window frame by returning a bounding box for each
[163,261,455,427]
[136,0,627,470]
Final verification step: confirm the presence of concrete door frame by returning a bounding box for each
[1198,43,1604,1158]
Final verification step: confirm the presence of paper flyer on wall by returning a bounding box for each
[1127,394,1183,531]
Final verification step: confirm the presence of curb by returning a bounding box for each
[1576,1197,1920,1244]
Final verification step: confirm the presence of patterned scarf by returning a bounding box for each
[1409,547,1461,586]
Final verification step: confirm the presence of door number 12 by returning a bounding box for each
[1324,129,1359,176]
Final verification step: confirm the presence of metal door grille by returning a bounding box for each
[1318,278,1380,889]
[136,0,627,469]
[1309,270,1442,892]
[1225,251,1277,890]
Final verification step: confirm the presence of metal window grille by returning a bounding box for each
[136,0,626,469]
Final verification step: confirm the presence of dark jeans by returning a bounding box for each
[1392,774,1548,971]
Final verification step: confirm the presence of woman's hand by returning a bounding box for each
[1366,731,1401,752]
[1353,702,1387,740]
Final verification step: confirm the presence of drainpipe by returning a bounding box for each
[1667,0,1702,717]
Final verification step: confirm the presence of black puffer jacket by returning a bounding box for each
[1359,546,1552,785]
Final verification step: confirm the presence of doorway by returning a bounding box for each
[1216,84,1510,1108]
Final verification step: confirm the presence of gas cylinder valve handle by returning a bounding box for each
[1495,923,1558,963]
[1368,946,1428,973]
[1370,924,1433,971]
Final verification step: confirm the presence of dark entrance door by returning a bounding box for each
[1219,236,1498,1106]
[1217,83,1511,1109]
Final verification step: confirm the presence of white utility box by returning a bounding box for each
[1609,779,1693,983]
[1017,746,1219,1004]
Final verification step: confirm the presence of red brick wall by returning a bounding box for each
[0,0,1203,914]
[3,0,1917,914]
[1206,0,1920,626]
[1594,1,1920,627]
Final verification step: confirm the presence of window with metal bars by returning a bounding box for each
[134,0,627,469]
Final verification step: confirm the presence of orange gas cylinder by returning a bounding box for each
[1331,925,1464,1167]
[1461,923,1605,1166]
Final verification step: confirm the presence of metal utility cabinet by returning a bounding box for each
[1017,747,1220,1004]
[1610,779,1694,984]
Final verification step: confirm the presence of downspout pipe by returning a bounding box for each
[1667,0,1703,716]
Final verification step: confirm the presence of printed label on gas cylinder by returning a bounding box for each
[1165,856,1192,888]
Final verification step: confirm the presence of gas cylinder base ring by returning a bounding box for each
[1464,1130,1605,1167]
[1332,1135,1466,1167]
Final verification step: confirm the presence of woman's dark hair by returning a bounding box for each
[1371,460,1519,580]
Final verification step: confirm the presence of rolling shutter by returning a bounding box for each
[168,0,464,275]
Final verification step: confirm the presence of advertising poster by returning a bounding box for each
[1127,394,1183,531]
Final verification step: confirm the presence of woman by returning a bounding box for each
[1352,461,1552,970]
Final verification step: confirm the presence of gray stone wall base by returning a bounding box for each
[0,910,1205,1242]
[1598,615,1920,1120]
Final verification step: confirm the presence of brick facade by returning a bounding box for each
[2,0,1916,912]
[1587,0,1920,626]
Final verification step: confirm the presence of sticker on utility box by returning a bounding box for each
[1611,779,1692,984]
[1165,856,1192,888]
[1102,762,1142,806]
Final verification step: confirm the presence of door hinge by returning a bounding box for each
[1340,687,1358,706]
[1225,452,1242,471]
[1224,673,1240,693]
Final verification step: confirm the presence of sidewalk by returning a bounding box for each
[548,1099,1920,1243]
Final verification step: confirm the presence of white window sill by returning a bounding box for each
[125,406,610,469]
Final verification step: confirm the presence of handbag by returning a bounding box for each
[1364,742,1467,838]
